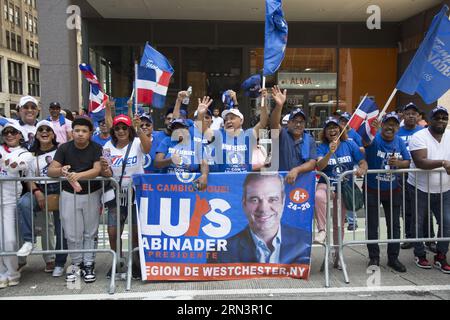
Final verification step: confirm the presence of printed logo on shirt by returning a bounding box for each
[175,171,196,184]
[111,155,138,167]
[143,154,152,168]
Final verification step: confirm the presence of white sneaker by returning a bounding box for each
[314,230,326,244]
[0,275,7,289]
[17,242,34,257]
[7,276,20,287]
[52,266,65,277]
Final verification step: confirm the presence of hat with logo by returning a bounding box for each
[194,108,212,118]
[323,117,340,128]
[289,108,306,121]
[19,96,38,108]
[36,120,55,132]
[222,108,244,121]
[241,74,262,98]
[430,105,449,118]
[282,114,290,125]
[339,112,351,121]
[113,115,132,127]
[49,102,61,109]
[170,118,189,129]
[140,113,153,123]
[402,102,419,112]
[382,112,400,124]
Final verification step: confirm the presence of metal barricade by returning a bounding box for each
[336,168,450,284]
[0,176,121,294]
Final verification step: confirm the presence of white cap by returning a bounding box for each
[19,96,38,108]
[222,108,244,121]
[0,121,25,137]
[36,120,55,132]
[282,114,290,125]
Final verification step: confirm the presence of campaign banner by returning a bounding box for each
[133,171,315,281]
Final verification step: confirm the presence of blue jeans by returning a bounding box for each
[17,192,68,267]
[346,211,358,225]
[409,187,450,257]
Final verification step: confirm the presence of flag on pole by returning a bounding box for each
[136,43,174,108]
[263,0,288,76]
[79,63,109,113]
[396,5,450,104]
[348,97,380,143]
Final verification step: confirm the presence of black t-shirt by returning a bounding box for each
[53,140,102,194]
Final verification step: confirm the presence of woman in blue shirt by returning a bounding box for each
[315,118,367,268]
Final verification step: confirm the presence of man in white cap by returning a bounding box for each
[17,96,40,149]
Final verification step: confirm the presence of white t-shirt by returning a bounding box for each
[103,138,145,187]
[211,116,224,130]
[408,128,450,193]
[0,145,32,203]
[27,149,58,185]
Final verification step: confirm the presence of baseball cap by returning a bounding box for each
[113,115,132,127]
[241,74,262,98]
[222,108,244,121]
[36,120,55,132]
[289,108,306,121]
[0,121,25,137]
[49,102,61,108]
[382,112,400,124]
[323,117,340,128]
[140,113,153,123]
[19,96,38,108]
[170,118,189,129]
[430,106,449,118]
[402,102,419,112]
[339,112,351,121]
[194,108,212,118]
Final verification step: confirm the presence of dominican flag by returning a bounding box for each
[136,43,174,109]
[79,63,109,113]
[348,96,379,143]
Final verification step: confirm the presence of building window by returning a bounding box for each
[28,67,39,96]
[8,60,23,95]
[6,30,10,49]
[14,5,19,26]
[34,43,38,59]
[26,39,29,56]
[28,14,32,31]
[8,2,13,22]
[0,60,2,92]
[24,12,28,30]
[17,35,21,53]
[33,17,37,34]
[11,32,16,51]
[29,41,34,58]
[4,2,8,20]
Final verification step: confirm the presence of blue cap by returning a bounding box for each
[289,108,306,121]
[170,118,189,129]
[241,74,262,98]
[194,108,212,118]
[339,112,351,121]
[382,112,400,124]
[323,117,340,128]
[140,113,153,123]
[430,106,449,118]
[403,102,419,112]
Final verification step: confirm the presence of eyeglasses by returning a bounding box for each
[140,123,152,128]
[290,120,306,126]
[37,127,52,133]
[114,125,128,132]
[2,129,20,136]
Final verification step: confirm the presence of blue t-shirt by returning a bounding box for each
[365,133,411,191]
[143,132,167,174]
[347,128,363,148]
[317,140,364,185]
[188,126,218,172]
[92,134,111,147]
[156,135,200,174]
[397,125,424,151]
[212,128,254,173]
[279,128,317,171]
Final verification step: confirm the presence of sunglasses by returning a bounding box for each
[140,123,152,128]
[37,127,52,133]
[114,125,129,132]
[2,129,20,136]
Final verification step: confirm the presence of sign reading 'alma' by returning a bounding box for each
[278,72,337,90]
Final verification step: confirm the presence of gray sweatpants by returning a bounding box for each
[60,190,101,265]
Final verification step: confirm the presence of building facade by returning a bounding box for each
[0,0,39,117]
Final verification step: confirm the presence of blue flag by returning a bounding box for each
[140,42,174,74]
[263,0,288,76]
[396,5,450,104]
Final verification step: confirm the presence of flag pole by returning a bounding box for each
[377,88,398,121]
[261,76,266,107]
[335,93,368,141]
[134,62,138,121]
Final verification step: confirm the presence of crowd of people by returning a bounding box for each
[0,85,449,290]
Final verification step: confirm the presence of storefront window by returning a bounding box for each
[250,48,337,128]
